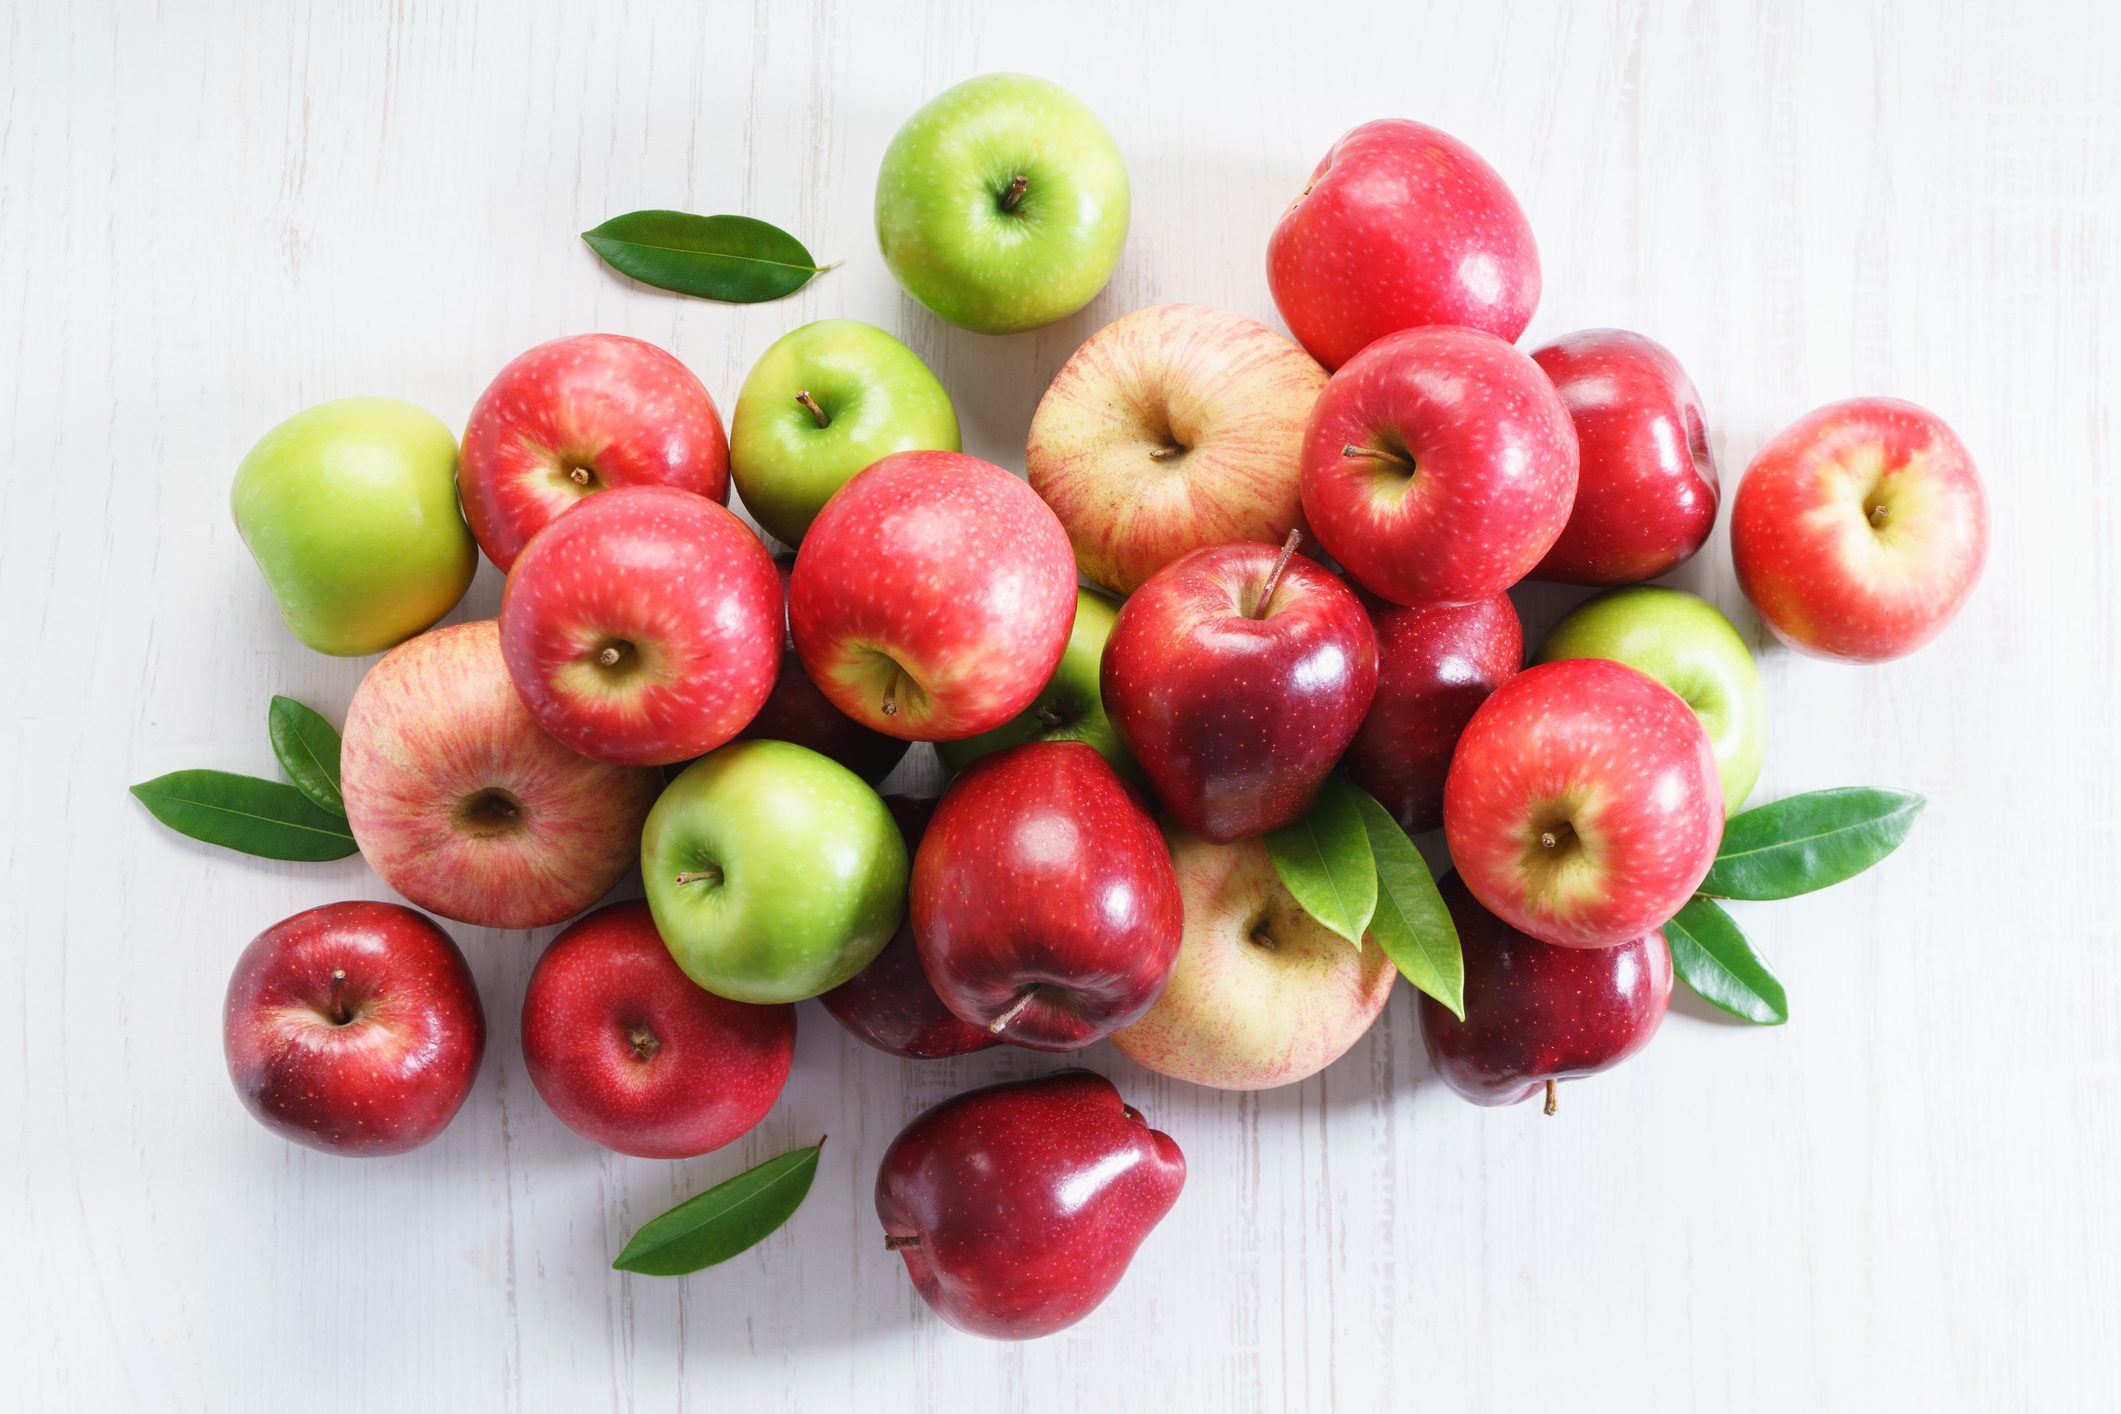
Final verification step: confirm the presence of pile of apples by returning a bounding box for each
[212,75,1987,1341]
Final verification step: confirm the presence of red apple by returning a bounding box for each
[737,554,910,785]
[1267,118,1541,371]
[876,1071,1185,1340]
[818,797,997,1059]
[520,900,794,1158]
[458,333,729,570]
[1343,591,1521,834]
[1443,658,1722,949]
[499,485,779,767]
[1102,535,1378,842]
[1530,329,1720,585]
[789,451,1076,741]
[912,742,1182,1051]
[1732,397,1988,662]
[1300,325,1578,606]
[341,620,663,930]
[1420,874,1672,1109]
[223,901,484,1156]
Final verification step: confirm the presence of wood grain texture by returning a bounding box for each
[3,1,2116,1409]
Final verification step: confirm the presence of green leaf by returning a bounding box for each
[582,211,832,303]
[1665,897,1787,1025]
[268,696,345,816]
[613,1142,824,1277]
[1349,786,1463,1017]
[1263,775,1377,947]
[1701,787,1925,900]
[129,769,358,861]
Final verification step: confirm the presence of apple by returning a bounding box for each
[1300,325,1578,606]
[1534,586,1766,816]
[1443,658,1722,950]
[936,587,1135,779]
[1528,329,1720,585]
[223,901,484,1155]
[818,797,998,1060]
[1732,397,1989,662]
[1025,304,1326,593]
[341,620,662,930]
[789,451,1076,741]
[1267,118,1540,371]
[737,554,910,785]
[1102,536,1378,842]
[498,486,781,767]
[520,900,794,1158]
[912,742,1182,1051]
[875,73,1129,334]
[458,333,729,571]
[1420,873,1673,1110]
[231,397,476,656]
[1343,591,1522,834]
[876,1071,1184,1340]
[1112,828,1397,1090]
[641,738,906,1004]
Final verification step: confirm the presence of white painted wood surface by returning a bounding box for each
[4,1,2116,1408]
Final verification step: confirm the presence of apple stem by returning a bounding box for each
[884,1235,921,1251]
[1341,442,1415,472]
[987,987,1039,1035]
[795,389,830,428]
[568,464,593,486]
[1544,1078,1559,1116]
[1868,503,1890,529]
[999,174,1029,213]
[1147,444,1182,461]
[327,968,351,1025]
[674,868,722,887]
[1250,527,1304,619]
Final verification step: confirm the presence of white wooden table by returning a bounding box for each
[5,2,2115,1409]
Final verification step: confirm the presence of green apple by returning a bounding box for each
[231,397,476,656]
[874,73,1129,334]
[641,738,907,1004]
[1534,586,1767,814]
[729,320,961,546]
[936,588,1136,777]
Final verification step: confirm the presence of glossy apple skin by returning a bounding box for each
[499,486,781,767]
[1444,658,1722,949]
[1267,118,1540,371]
[1343,591,1521,834]
[1113,828,1398,1090]
[1301,325,1579,606]
[459,334,729,571]
[937,588,1136,780]
[876,1071,1184,1340]
[1732,397,1988,662]
[1535,587,1766,816]
[875,74,1129,334]
[818,798,998,1060]
[223,902,485,1156]
[1103,542,1379,843]
[789,451,1076,741]
[231,398,476,656]
[729,320,961,548]
[1027,304,1326,594]
[341,621,663,930]
[1420,874,1672,1108]
[912,742,1182,1051]
[1529,329,1720,585]
[520,900,794,1158]
[737,555,910,785]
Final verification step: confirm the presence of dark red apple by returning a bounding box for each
[1420,873,1673,1110]
[737,554,910,785]
[876,1071,1185,1340]
[912,741,1182,1051]
[223,901,485,1156]
[1101,535,1378,842]
[1530,329,1720,585]
[1267,118,1541,370]
[520,900,794,1159]
[1300,325,1578,607]
[818,797,997,1060]
[1343,591,1521,834]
